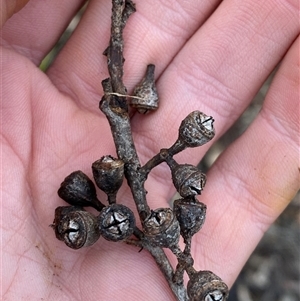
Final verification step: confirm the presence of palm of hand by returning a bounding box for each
[1,1,299,300]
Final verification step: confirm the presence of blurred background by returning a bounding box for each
[40,5,300,301]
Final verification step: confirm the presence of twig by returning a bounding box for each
[52,1,229,300]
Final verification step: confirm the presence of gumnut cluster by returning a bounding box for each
[51,1,229,300]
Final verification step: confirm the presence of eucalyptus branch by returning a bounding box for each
[51,1,229,300]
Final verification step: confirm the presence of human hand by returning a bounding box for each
[1,0,299,300]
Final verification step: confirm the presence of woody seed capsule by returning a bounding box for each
[178,111,215,147]
[58,170,104,211]
[130,64,158,114]
[92,155,124,200]
[52,206,100,249]
[187,270,229,301]
[173,198,206,241]
[98,204,135,241]
[172,164,207,198]
[143,208,180,248]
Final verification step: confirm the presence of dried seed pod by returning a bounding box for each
[143,208,180,248]
[92,156,124,201]
[52,206,100,249]
[58,171,104,211]
[173,198,206,240]
[129,64,158,114]
[98,204,135,242]
[178,111,215,147]
[187,270,229,301]
[171,163,207,197]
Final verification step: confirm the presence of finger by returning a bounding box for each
[1,0,85,65]
[193,35,299,286]
[47,0,222,109]
[0,0,29,27]
[128,0,299,205]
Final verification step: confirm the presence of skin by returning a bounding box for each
[1,0,299,300]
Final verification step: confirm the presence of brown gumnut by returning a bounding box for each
[52,206,100,249]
